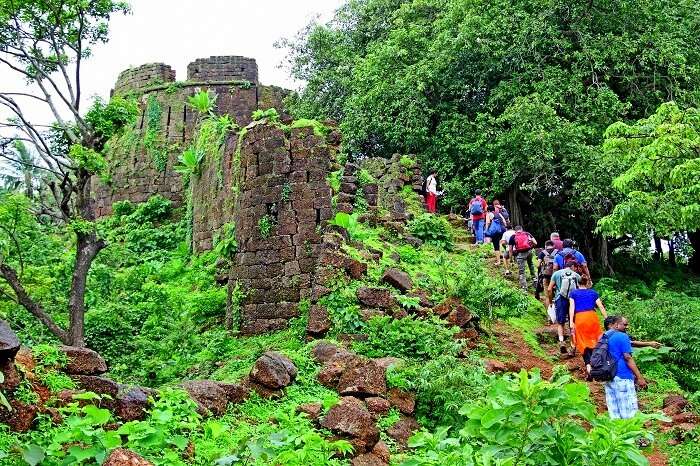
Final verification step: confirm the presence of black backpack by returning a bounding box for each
[589,331,618,382]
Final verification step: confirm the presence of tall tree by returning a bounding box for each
[0,0,133,346]
[598,102,700,272]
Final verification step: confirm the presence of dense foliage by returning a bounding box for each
[281,0,700,262]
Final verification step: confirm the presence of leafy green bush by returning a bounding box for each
[408,214,452,249]
[387,355,488,428]
[402,370,653,466]
[354,315,460,360]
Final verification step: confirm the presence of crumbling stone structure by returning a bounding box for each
[93,56,287,217]
[191,122,339,333]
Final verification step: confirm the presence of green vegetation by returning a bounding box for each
[403,370,654,466]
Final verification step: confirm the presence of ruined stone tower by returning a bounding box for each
[93,56,288,216]
[95,56,338,334]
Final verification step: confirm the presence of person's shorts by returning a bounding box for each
[555,296,569,325]
[491,233,503,251]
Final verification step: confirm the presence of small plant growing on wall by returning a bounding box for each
[258,215,276,239]
[281,183,292,202]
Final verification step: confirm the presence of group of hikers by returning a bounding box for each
[422,179,653,420]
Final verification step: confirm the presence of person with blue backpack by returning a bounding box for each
[593,316,648,419]
[485,205,507,265]
[469,189,488,244]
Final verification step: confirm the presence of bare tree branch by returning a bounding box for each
[0,263,70,344]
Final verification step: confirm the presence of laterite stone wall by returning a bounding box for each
[93,56,287,217]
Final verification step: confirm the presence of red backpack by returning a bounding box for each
[514,231,534,252]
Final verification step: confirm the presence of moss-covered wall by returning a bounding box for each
[92,56,288,218]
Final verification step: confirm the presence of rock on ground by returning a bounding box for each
[249,351,297,389]
[381,268,413,292]
[60,346,107,375]
[357,287,395,309]
[180,380,246,417]
[337,359,387,398]
[0,320,20,361]
[388,389,415,415]
[321,396,379,453]
[103,448,153,466]
[387,416,420,450]
[306,305,331,337]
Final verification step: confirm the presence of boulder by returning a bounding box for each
[337,359,387,398]
[60,346,107,375]
[217,382,249,404]
[381,269,413,293]
[0,320,20,361]
[404,236,422,248]
[180,380,231,417]
[115,386,153,422]
[297,402,323,420]
[0,399,38,432]
[312,342,341,363]
[71,375,120,398]
[318,351,362,389]
[360,309,385,322]
[454,328,479,341]
[447,306,473,328]
[249,352,297,390]
[306,305,331,337]
[663,395,689,416]
[357,287,395,309]
[432,297,460,318]
[311,285,331,302]
[103,448,153,466]
[387,389,415,415]
[373,357,403,370]
[365,397,391,417]
[387,416,420,450]
[345,258,367,279]
[321,396,379,453]
[372,440,391,463]
[407,290,432,308]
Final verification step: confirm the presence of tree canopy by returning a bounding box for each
[282,0,700,263]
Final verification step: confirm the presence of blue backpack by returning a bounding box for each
[486,214,506,237]
[470,199,484,215]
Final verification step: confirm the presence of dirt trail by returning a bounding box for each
[491,321,607,412]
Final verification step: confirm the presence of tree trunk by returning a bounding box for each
[68,232,104,346]
[668,237,676,267]
[653,235,662,262]
[0,263,70,343]
[67,170,105,347]
[689,231,700,274]
[598,235,614,275]
[23,171,33,199]
[507,186,523,228]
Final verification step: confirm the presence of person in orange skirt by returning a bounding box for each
[569,275,608,372]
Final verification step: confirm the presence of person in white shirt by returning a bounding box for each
[425,171,439,213]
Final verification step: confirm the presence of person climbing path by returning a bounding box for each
[547,259,580,355]
[508,225,537,291]
[568,275,607,371]
[469,189,488,244]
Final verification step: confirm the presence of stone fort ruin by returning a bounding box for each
[95,55,422,335]
[95,56,340,334]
